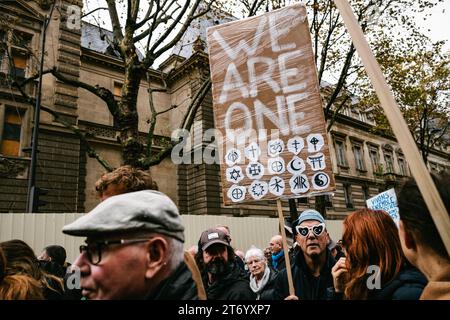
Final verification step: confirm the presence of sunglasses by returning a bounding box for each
[295,223,325,238]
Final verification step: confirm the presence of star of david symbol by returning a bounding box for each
[229,168,241,182]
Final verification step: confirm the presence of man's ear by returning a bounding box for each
[145,237,168,279]
[399,220,417,251]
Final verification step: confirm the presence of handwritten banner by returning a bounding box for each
[207,4,335,205]
[366,188,400,226]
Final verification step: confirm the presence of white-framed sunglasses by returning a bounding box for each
[295,223,325,238]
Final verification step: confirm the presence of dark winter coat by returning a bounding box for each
[273,249,336,300]
[369,265,427,300]
[146,261,199,300]
[327,264,427,300]
[257,268,278,300]
[269,253,286,272]
[203,262,256,300]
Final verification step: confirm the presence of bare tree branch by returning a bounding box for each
[182,78,211,131]
[82,7,109,18]
[105,0,124,43]
[12,80,113,171]
[148,0,194,58]
[135,0,156,29]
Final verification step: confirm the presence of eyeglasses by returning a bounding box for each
[295,223,325,238]
[79,238,151,265]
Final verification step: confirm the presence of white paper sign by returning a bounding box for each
[366,188,399,227]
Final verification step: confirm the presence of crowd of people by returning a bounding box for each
[0,166,448,300]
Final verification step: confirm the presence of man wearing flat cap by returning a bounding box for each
[273,209,336,300]
[63,190,199,300]
[194,228,256,300]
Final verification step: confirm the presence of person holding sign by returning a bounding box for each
[273,209,336,300]
[330,209,426,300]
[397,171,450,300]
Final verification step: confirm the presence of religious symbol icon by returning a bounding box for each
[289,174,310,194]
[287,156,305,175]
[225,148,241,166]
[267,139,284,157]
[306,153,326,171]
[249,180,268,200]
[312,172,330,190]
[246,162,264,180]
[307,134,324,153]
[287,136,304,155]
[269,176,285,196]
[227,185,246,202]
[245,142,261,162]
[268,157,286,175]
[226,166,244,183]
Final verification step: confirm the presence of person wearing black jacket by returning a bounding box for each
[195,228,256,300]
[245,246,278,300]
[330,209,426,300]
[273,209,336,300]
[269,235,286,271]
[62,190,199,300]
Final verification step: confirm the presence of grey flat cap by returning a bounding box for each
[62,190,184,242]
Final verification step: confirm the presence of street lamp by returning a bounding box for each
[26,4,55,213]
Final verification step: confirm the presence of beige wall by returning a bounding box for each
[84,142,123,211]
[0,213,343,264]
[78,60,172,136]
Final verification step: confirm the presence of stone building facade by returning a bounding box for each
[0,0,448,218]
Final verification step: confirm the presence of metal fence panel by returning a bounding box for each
[0,213,343,263]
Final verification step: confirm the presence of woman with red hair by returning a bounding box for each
[331,209,427,299]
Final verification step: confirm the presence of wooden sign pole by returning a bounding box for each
[334,0,450,256]
[277,199,295,297]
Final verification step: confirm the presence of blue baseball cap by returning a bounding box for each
[294,209,325,227]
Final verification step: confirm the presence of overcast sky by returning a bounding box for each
[413,0,449,51]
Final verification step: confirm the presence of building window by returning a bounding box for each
[384,152,394,173]
[11,52,27,80]
[352,143,366,172]
[0,107,23,156]
[362,186,370,202]
[0,31,31,81]
[297,197,308,205]
[398,157,408,176]
[335,139,347,167]
[343,184,353,209]
[113,81,123,97]
[325,194,333,208]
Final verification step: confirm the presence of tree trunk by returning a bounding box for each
[119,56,145,167]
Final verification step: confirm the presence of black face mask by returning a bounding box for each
[206,257,229,277]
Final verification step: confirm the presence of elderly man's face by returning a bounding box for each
[203,243,230,277]
[296,220,328,258]
[74,235,151,300]
[269,237,282,254]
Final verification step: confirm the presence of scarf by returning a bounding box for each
[249,266,271,299]
[271,251,284,269]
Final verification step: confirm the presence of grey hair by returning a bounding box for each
[165,237,184,271]
[244,246,265,263]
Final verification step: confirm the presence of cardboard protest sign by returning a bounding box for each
[206,4,335,205]
[366,188,399,226]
